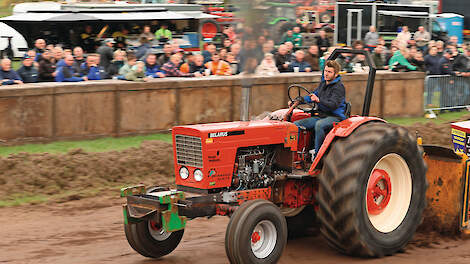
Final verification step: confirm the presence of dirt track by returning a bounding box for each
[1,119,470,263]
[1,195,470,264]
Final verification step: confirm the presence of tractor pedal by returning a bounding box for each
[287,169,312,179]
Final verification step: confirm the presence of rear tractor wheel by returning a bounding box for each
[317,122,427,257]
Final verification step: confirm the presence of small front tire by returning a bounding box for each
[125,219,184,259]
[225,200,287,264]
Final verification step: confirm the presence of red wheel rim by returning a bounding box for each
[367,169,392,215]
[149,220,161,231]
[251,231,261,244]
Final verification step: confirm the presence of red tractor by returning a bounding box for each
[121,49,427,263]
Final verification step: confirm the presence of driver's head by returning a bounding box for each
[323,60,340,82]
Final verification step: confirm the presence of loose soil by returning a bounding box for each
[1,120,470,263]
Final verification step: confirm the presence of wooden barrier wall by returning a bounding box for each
[0,71,424,143]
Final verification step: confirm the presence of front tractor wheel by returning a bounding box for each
[317,122,427,257]
[124,219,184,259]
[225,200,288,264]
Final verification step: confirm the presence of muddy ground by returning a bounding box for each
[1,120,470,263]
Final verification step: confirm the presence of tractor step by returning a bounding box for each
[287,169,313,179]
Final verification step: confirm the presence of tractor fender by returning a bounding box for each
[308,116,385,174]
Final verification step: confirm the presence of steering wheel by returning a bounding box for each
[287,84,317,112]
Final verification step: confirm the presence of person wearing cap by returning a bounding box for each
[17,55,39,83]
[55,55,87,82]
[80,25,97,53]
[97,39,115,71]
[0,58,23,85]
[438,49,455,76]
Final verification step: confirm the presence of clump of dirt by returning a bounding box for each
[0,141,174,200]
[404,114,470,148]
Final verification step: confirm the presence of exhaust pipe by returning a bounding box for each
[240,77,253,121]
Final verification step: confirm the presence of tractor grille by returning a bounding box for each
[175,134,203,168]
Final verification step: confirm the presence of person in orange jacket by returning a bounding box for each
[204,52,231,76]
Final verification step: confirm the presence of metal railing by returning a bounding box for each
[424,75,470,111]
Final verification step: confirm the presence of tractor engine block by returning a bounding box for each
[231,147,276,190]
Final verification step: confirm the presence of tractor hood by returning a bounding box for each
[171,120,299,192]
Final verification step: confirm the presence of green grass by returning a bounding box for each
[385,110,470,126]
[0,133,172,157]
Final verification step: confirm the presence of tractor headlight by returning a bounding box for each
[179,166,189,180]
[194,169,203,182]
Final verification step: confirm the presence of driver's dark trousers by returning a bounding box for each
[294,116,340,155]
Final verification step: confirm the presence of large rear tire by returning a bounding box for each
[125,219,184,258]
[225,200,288,264]
[317,122,427,257]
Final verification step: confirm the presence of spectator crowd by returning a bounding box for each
[1,22,469,87]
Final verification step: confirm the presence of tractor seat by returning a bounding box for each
[345,102,352,119]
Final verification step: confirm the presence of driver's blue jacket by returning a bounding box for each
[303,75,346,120]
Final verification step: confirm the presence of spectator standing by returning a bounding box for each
[424,46,442,106]
[145,54,165,78]
[107,50,126,77]
[223,38,232,52]
[315,30,330,57]
[438,49,455,75]
[304,45,320,71]
[33,39,46,61]
[139,25,154,42]
[438,50,457,109]
[119,53,137,78]
[55,55,87,82]
[202,44,217,64]
[135,37,151,61]
[372,45,388,70]
[205,53,231,76]
[180,54,206,74]
[396,25,412,48]
[424,46,442,75]
[38,50,56,82]
[157,44,173,66]
[281,29,296,45]
[364,26,379,51]
[388,48,417,71]
[72,46,86,73]
[414,26,431,51]
[17,55,39,83]
[453,46,469,73]
[155,24,172,42]
[255,53,280,76]
[162,54,201,77]
[80,25,96,53]
[53,47,66,68]
[97,39,115,70]
[80,54,105,80]
[292,26,303,47]
[410,51,426,72]
[112,27,129,50]
[288,50,311,72]
[274,44,292,73]
[225,52,239,75]
[125,61,148,82]
[436,40,445,56]
[0,59,23,85]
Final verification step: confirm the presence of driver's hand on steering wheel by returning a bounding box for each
[310,94,320,103]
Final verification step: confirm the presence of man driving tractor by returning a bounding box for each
[292,60,346,158]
